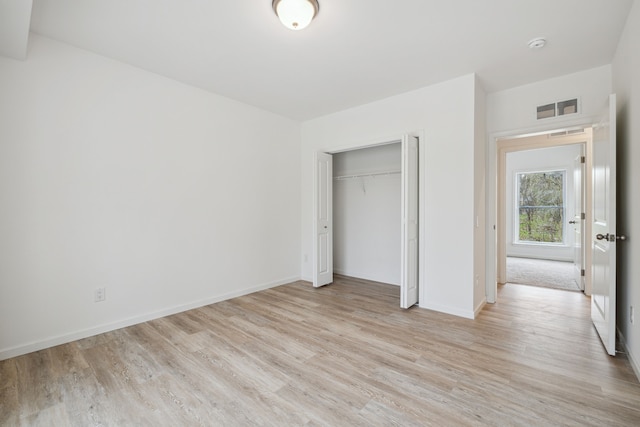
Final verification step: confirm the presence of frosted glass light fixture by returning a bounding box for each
[272,0,319,30]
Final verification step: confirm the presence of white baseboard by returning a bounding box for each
[419,301,475,319]
[0,276,300,361]
[474,297,487,318]
[618,328,640,382]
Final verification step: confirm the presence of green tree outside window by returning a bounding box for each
[517,171,565,243]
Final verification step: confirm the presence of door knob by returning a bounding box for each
[569,220,577,224]
[596,233,624,242]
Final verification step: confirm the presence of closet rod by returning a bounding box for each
[333,170,401,180]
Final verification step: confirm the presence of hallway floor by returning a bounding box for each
[506,257,581,291]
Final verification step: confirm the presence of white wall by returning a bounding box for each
[0,0,32,60]
[506,144,582,261]
[485,66,613,302]
[333,144,401,285]
[613,0,640,379]
[487,66,613,135]
[301,74,481,319]
[0,35,301,360]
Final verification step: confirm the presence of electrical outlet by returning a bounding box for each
[631,305,635,325]
[95,287,106,303]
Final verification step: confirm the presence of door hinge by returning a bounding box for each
[581,156,586,164]
[581,269,585,277]
[581,212,586,220]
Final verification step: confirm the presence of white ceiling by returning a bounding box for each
[2,0,634,120]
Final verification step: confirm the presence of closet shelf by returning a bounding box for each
[333,170,401,180]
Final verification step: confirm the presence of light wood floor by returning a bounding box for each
[2,276,640,426]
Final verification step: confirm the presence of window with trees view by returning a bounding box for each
[516,170,565,243]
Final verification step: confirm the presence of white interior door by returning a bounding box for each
[572,152,585,290]
[313,152,333,287]
[591,94,617,356]
[400,135,419,308]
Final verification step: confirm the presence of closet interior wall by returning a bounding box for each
[333,143,401,285]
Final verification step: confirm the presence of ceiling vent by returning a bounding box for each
[536,98,579,120]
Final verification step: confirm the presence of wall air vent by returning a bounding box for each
[549,130,568,138]
[536,98,579,120]
[566,128,584,135]
[557,99,578,115]
[537,103,556,119]
[548,128,585,138]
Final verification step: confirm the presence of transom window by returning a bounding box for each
[516,170,565,244]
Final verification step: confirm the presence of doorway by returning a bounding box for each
[497,129,593,295]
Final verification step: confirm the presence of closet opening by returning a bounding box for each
[333,143,402,287]
[313,133,422,309]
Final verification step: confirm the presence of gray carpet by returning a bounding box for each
[506,257,581,291]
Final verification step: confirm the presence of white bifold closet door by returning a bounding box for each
[400,135,419,308]
[313,152,333,288]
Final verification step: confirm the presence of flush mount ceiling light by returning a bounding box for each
[528,37,547,49]
[273,0,319,31]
